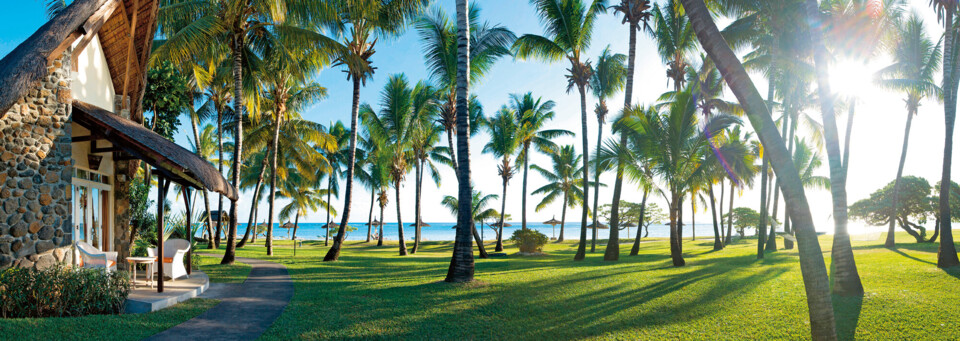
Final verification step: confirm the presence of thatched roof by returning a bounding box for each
[73,100,238,200]
[0,0,158,120]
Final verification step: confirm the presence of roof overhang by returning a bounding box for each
[72,100,238,200]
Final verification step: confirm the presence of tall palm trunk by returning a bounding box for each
[446,128,459,182]
[265,106,283,257]
[770,107,790,245]
[762,75,776,252]
[630,186,650,255]
[412,161,421,253]
[292,212,300,240]
[669,191,684,266]
[606,16,639,261]
[559,191,569,242]
[446,0,475,282]
[378,198,386,247]
[367,188,375,243]
[472,223,488,258]
[886,105,917,247]
[691,197,696,241]
[574,85,591,261]
[719,180,725,243]
[726,180,734,244]
[395,181,408,256]
[188,110,217,249]
[779,116,799,250]
[221,34,243,265]
[841,102,855,176]
[709,184,722,250]
[324,76,362,261]
[680,1,837,338]
[239,159,268,247]
[497,161,509,251]
[216,107,224,249]
[325,178,333,246]
[803,0,864,296]
[592,114,603,254]
[521,145,530,231]
[938,8,960,268]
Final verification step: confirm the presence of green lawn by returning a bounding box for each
[201,233,960,340]
[197,254,251,284]
[0,299,218,341]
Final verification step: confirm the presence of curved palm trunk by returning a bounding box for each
[778,117,799,250]
[938,7,960,268]
[265,108,282,257]
[447,129,460,182]
[472,223,488,258]
[681,0,837,337]
[221,34,243,265]
[886,106,917,247]
[559,192,568,242]
[324,77,362,262]
[669,191,684,266]
[719,180,725,243]
[238,160,268,247]
[770,107,790,245]
[606,18,639,261]
[412,160,422,253]
[325,179,332,246]
[367,189,375,243]
[292,212,300,241]
[574,85,591,261]
[395,182,408,256]
[801,0,864,296]
[841,102,855,176]
[521,145,530,231]
[445,0,475,283]
[630,187,650,255]
[709,184,722,250]
[591,117,604,253]
[762,75,776,252]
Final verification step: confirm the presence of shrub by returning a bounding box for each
[510,229,548,253]
[0,266,131,318]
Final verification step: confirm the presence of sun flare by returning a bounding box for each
[830,59,875,98]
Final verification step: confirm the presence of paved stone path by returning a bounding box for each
[145,256,293,341]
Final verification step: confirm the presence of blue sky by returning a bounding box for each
[2,1,955,234]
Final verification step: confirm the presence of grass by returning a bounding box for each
[197,254,251,284]
[196,232,960,340]
[0,299,218,341]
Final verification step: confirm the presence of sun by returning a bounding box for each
[829,59,875,99]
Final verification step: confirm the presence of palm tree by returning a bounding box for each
[322,122,351,247]
[678,0,837,337]
[931,0,960,269]
[483,107,521,251]
[622,89,739,267]
[512,0,605,261]
[156,0,325,265]
[510,93,574,234]
[532,145,588,243]
[322,0,430,262]
[416,3,516,177]
[187,123,220,246]
[652,0,698,92]
[589,46,627,258]
[802,0,865,296]
[876,12,942,248]
[408,84,443,253]
[441,190,500,254]
[608,0,654,259]
[278,174,333,242]
[447,0,478,282]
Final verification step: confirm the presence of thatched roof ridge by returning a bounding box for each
[73,100,238,200]
[0,0,114,115]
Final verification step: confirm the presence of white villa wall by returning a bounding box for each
[71,35,115,110]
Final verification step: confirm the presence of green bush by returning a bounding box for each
[0,266,131,318]
[510,229,548,253]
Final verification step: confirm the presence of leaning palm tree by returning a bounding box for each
[512,0,605,261]
[532,145,588,243]
[416,3,516,176]
[589,46,627,258]
[802,0,865,296]
[322,0,430,262]
[877,12,942,248]
[155,0,326,265]
[322,121,351,247]
[678,0,838,337]
[510,93,574,233]
[607,0,654,260]
[482,107,521,251]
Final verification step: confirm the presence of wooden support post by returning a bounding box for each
[184,187,193,276]
[156,174,169,293]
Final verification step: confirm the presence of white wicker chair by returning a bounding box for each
[148,239,190,281]
[76,241,117,272]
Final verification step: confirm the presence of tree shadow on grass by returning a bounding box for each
[833,294,863,341]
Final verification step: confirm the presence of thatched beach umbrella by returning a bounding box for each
[587,222,609,229]
[408,218,431,227]
[280,222,295,239]
[543,217,561,239]
[622,221,637,236]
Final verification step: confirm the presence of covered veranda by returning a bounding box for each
[72,100,237,293]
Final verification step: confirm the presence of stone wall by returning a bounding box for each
[0,52,74,270]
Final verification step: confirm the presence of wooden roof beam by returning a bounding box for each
[120,0,140,110]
